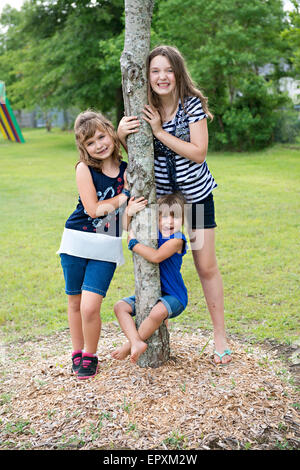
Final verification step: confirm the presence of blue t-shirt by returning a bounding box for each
[158,231,188,308]
[65,161,127,237]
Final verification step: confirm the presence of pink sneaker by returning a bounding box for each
[71,351,82,374]
[77,354,99,380]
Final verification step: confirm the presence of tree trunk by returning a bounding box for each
[120,0,170,368]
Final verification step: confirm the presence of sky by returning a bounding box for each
[0,0,25,15]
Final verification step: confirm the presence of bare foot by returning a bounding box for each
[130,340,148,364]
[111,342,131,360]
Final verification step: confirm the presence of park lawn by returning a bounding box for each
[0,128,299,345]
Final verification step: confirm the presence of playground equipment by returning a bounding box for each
[0,81,25,143]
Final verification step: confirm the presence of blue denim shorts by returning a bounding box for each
[122,294,185,319]
[60,253,116,297]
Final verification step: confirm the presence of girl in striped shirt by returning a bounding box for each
[118,45,231,365]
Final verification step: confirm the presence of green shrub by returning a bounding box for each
[273,107,300,143]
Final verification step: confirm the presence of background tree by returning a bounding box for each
[274,0,300,143]
[153,0,291,150]
[0,1,124,121]
[282,0,300,79]
[0,0,297,148]
[121,0,170,368]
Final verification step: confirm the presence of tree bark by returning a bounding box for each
[120,0,170,368]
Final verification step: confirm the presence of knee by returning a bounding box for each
[81,304,100,323]
[68,295,81,313]
[149,308,167,325]
[196,262,219,281]
[114,300,131,318]
[114,301,123,317]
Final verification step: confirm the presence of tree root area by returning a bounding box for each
[1,323,299,450]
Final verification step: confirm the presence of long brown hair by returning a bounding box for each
[147,45,213,121]
[74,110,122,171]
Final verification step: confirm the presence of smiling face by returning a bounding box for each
[157,193,185,238]
[149,55,177,98]
[159,201,183,238]
[74,110,121,171]
[159,213,182,238]
[84,127,115,162]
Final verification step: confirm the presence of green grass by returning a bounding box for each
[0,128,299,344]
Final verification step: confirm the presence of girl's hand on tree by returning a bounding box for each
[117,116,140,141]
[127,196,148,216]
[142,105,162,136]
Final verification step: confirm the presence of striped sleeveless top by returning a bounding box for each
[154,96,217,203]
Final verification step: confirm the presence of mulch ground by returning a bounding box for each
[0,323,299,450]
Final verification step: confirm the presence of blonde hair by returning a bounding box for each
[158,192,186,224]
[74,110,122,171]
[147,45,213,121]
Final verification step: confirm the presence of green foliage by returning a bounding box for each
[0,0,298,150]
[282,0,300,79]
[0,0,124,114]
[153,0,291,150]
[98,31,125,123]
[274,107,300,143]
[211,76,289,151]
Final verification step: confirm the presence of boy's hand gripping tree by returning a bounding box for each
[120,0,170,368]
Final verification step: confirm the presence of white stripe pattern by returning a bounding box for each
[154,96,217,203]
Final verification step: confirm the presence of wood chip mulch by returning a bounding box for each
[0,323,299,450]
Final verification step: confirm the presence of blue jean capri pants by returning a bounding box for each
[121,294,185,319]
[60,253,116,297]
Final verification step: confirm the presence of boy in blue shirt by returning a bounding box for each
[112,192,187,364]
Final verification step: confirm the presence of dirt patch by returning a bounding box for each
[0,324,299,450]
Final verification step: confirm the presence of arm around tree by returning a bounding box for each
[130,237,183,263]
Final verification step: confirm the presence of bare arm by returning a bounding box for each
[131,237,183,264]
[142,105,208,164]
[76,162,128,218]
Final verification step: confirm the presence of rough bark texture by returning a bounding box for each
[120,0,170,368]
